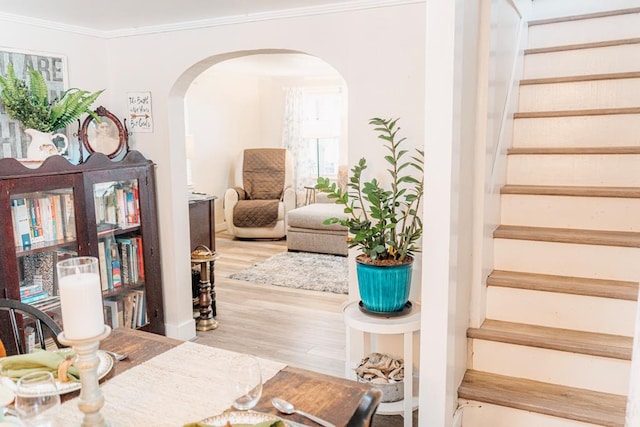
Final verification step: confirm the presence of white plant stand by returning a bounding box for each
[343,300,420,427]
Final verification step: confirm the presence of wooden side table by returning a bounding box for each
[191,245,219,331]
[343,301,420,427]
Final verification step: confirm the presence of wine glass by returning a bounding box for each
[231,355,263,411]
[14,371,60,427]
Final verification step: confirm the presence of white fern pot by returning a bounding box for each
[24,128,68,160]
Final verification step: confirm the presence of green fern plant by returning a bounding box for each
[0,62,103,132]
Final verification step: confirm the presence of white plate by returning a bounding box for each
[1,349,114,395]
[0,383,14,406]
[199,411,288,426]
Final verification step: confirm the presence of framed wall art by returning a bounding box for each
[80,106,129,162]
[0,48,69,160]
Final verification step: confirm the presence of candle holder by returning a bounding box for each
[58,325,111,427]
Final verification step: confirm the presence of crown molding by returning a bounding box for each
[0,12,98,37]
[0,0,423,39]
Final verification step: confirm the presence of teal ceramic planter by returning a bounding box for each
[356,257,413,313]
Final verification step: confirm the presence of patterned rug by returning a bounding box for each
[229,251,348,294]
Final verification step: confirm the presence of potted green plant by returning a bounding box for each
[0,62,103,160]
[316,117,424,314]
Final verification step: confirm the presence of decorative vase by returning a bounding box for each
[355,255,413,313]
[24,128,68,161]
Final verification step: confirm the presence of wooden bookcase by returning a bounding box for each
[0,151,165,353]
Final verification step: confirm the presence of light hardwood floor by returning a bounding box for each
[194,231,349,378]
[193,232,414,426]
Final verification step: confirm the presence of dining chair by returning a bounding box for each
[346,387,384,427]
[0,298,65,355]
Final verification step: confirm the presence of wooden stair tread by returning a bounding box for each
[514,107,640,119]
[507,146,640,155]
[493,225,640,248]
[525,37,640,55]
[501,184,640,198]
[529,7,640,27]
[488,270,638,301]
[469,319,633,359]
[458,370,627,426]
[521,71,640,86]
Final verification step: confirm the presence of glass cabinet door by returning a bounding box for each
[93,179,148,330]
[10,188,78,333]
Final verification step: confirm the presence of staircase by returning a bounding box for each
[459,8,640,427]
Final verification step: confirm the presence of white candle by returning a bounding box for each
[58,272,104,340]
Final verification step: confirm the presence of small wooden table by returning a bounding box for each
[92,328,372,426]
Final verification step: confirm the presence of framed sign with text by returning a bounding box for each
[0,48,68,159]
[127,92,153,133]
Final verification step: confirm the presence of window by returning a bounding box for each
[301,89,342,180]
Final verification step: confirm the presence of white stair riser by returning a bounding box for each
[494,239,640,281]
[501,194,640,231]
[486,286,637,336]
[507,154,640,186]
[528,13,640,49]
[519,78,640,112]
[460,400,603,427]
[471,340,630,394]
[513,114,640,148]
[524,44,640,79]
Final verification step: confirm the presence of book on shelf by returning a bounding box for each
[32,295,61,312]
[20,282,43,297]
[11,193,74,246]
[116,237,144,286]
[103,299,119,329]
[11,198,32,248]
[62,193,75,239]
[52,194,64,240]
[21,290,50,304]
[134,289,146,327]
[27,198,44,244]
[119,239,130,287]
[123,293,134,328]
[39,196,53,242]
[98,240,109,291]
[110,242,122,288]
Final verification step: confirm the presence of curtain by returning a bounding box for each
[282,87,314,206]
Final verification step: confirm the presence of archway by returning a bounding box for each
[167,50,349,375]
[183,51,347,225]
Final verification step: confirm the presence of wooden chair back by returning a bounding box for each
[0,298,64,355]
[346,387,384,427]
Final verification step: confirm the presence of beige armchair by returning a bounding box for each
[224,148,296,239]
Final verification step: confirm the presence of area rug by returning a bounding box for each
[229,251,348,294]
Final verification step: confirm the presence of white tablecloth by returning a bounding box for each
[57,341,286,426]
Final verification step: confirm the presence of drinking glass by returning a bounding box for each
[14,371,60,427]
[231,355,263,410]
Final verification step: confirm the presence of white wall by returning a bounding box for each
[185,69,267,227]
[469,0,527,331]
[420,0,530,424]
[100,4,426,340]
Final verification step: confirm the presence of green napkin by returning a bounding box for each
[0,349,80,381]
[184,420,285,427]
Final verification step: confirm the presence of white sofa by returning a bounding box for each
[286,202,348,256]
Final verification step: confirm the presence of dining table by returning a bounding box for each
[55,327,373,426]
